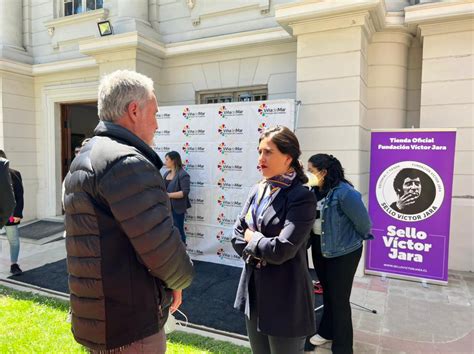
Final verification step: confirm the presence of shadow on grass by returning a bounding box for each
[0,285,69,311]
[0,285,250,354]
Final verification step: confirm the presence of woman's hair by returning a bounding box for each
[259,126,308,184]
[0,149,6,159]
[308,153,352,192]
[165,151,183,172]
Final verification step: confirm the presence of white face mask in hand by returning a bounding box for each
[164,313,177,334]
[164,309,188,334]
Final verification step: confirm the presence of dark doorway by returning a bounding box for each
[61,102,99,180]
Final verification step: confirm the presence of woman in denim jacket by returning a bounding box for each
[307,154,373,354]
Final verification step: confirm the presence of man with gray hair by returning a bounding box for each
[63,70,194,353]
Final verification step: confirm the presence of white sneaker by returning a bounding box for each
[309,334,331,346]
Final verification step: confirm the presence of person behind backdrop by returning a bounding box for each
[0,149,24,276]
[307,154,373,354]
[163,151,191,244]
[232,126,317,354]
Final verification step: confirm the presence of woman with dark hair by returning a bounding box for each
[307,154,372,354]
[163,151,191,244]
[0,149,24,276]
[232,126,317,354]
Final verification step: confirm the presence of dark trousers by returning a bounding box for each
[311,234,362,354]
[91,330,166,354]
[245,305,306,354]
[172,210,186,244]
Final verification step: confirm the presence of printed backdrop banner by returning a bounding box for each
[154,100,295,267]
[365,130,456,284]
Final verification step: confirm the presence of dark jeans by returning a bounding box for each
[172,210,186,244]
[245,305,306,354]
[311,234,362,354]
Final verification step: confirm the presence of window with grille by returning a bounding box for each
[63,0,103,16]
[198,86,268,104]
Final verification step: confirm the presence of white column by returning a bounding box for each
[0,0,23,49]
[276,0,386,276]
[367,32,412,129]
[407,2,474,271]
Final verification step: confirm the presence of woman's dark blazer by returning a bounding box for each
[232,178,317,337]
[163,168,191,214]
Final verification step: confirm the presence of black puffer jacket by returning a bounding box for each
[6,169,24,226]
[63,121,194,351]
[0,158,15,228]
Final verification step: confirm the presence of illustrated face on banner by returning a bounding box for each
[401,177,422,199]
[376,161,444,221]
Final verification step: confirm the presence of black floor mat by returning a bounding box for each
[10,259,323,340]
[18,220,64,240]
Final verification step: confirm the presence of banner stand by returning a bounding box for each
[154,99,295,268]
[365,270,447,286]
[365,128,456,286]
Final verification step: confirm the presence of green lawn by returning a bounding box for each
[0,286,250,353]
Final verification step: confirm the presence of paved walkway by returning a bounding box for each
[0,223,472,353]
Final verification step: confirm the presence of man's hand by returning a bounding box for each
[396,193,417,210]
[244,229,254,243]
[170,289,182,314]
[12,217,21,223]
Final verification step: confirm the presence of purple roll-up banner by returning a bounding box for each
[365,130,456,285]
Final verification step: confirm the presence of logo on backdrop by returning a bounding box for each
[217,195,243,208]
[185,214,205,223]
[182,124,206,137]
[216,230,232,243]
[217,177,243,190]
[154,146,171,153]
[376,161,444,222]
[190,181,205,188]
[217,212,235,227]
[217,142,243,155]
[182,142,206,154]
[217,247,241,261]
[155,129,171,137]
[217,160,243,172]
[257,122,267,134]
[218,105,244,118]
[184,225,205,239]
[189,197,205,205]
[157,112,171,120]
[187,248,204,256]
[258,103,287,117]
[183,159,205,171]
[182,107,206,120]
[217,124,243,137]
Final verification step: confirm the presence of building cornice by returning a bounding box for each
[405,1,473,39]
[2,27,294,76]
[79,32,167,58]
[165,27,293,57]
[0,59,33,76]
[33,57,97,75]
[79,27,292,58]
[405,1,474,26]
[275,0,387,34]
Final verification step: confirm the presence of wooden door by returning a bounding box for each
[61,104,72,181]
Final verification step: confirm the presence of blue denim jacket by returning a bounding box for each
[318,182,373,258]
